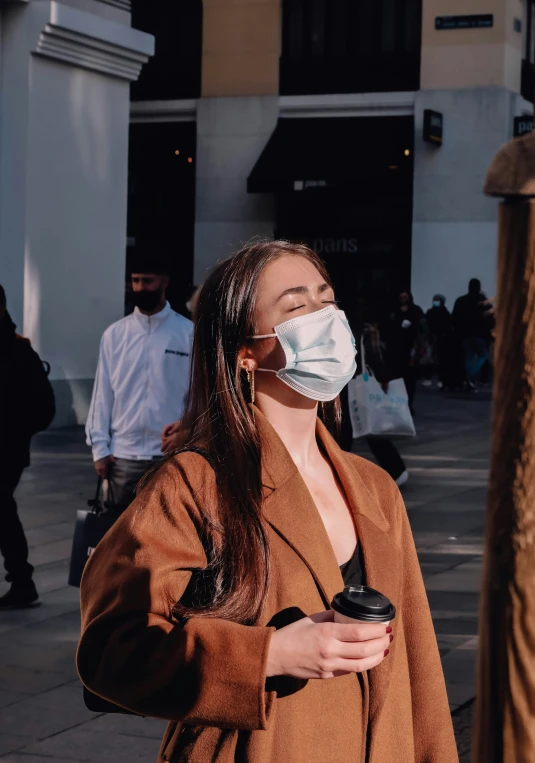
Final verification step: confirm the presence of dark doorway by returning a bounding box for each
[248,115,414,326]
[127,121,196,316]
[276,189,413,327]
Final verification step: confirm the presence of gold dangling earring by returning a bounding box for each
[246,368,255,405]
[244,364,256,422]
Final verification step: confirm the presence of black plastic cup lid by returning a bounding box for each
[331,585,396,623]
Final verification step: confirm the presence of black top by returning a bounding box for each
[340,544,365,587]
[0,312,55,466]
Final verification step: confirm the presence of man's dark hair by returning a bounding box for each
[128,253,170,277]
[128,236,171,276]
[469,278,481,294]
[0,284,5,307]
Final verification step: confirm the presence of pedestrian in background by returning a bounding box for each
[452,278,494,391]
[384,290,424,415]
[86,253,193,513]
[425,294,453,388]
[0,285,55,610]
[340,310,409,487]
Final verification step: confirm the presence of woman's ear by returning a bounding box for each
[237,345,258,372]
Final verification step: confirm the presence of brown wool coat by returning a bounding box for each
[77,412,458,763]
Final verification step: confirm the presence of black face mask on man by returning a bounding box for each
[131,289,162,311]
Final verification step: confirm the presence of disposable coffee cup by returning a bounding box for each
[331,585,396,626]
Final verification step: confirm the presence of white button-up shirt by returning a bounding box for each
[86,302,193,461]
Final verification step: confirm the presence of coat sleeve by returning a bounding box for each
[85,333,114,461]
[77,458,275,728]
[396,492,458,762]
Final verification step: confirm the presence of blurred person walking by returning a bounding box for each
[0,285,55,610]
[452,278,494,391]
[425,294,453,388]
[86,253,193,513]
[340,311,408,487]
[384,290,423,415]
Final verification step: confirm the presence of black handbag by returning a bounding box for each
[79,448,213,715]
[68,479,117,588]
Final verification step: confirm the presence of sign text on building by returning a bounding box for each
[514,116,534,138]
[435,15,494,30]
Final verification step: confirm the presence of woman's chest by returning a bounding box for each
[299,468,357,566]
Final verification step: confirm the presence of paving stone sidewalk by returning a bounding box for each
[0,387,490,762]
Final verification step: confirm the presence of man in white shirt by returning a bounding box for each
[86,256,192,513]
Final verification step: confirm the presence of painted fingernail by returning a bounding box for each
[384,649,390,657]
[389,634,394,643]
[386,626,393,634]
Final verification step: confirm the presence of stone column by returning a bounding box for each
[0,0,153,425]
[473,130,535,761]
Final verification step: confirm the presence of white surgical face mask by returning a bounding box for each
[251,305,357,402]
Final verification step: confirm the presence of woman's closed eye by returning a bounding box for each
[287,300,338,314]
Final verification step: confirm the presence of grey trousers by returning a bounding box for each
[106,457,161,514]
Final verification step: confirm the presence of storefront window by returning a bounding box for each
[131,0,202,101]
[281,0,422,95]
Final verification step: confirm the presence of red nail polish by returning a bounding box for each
[389,634,394,643]
[384,649,390,657]
[386,626,393,634]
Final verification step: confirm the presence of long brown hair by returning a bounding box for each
[168,240,340,625]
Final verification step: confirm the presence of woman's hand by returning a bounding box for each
[266,610,392,680]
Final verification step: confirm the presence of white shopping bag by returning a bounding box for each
[348,339,415,439]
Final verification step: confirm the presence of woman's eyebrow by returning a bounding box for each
[274,282,330,305]
[274,285,308,304]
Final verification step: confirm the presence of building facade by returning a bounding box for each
[131,0,533,320]
[1,0,533,423]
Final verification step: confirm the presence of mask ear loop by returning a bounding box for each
[248,332,280,376]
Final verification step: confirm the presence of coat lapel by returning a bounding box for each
[317,420,403,727]
[257,410,403,725]
[258,413,343,607]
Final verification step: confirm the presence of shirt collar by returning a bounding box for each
[133,301,172,328]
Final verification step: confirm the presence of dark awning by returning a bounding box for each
[247,116,414,194]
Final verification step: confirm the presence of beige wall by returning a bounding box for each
[202,0,280,97]
[421,0,523,91]
[201,0,524,97]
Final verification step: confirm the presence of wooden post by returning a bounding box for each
[473,130,535,762]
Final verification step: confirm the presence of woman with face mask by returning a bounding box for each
[77,242,457,763]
